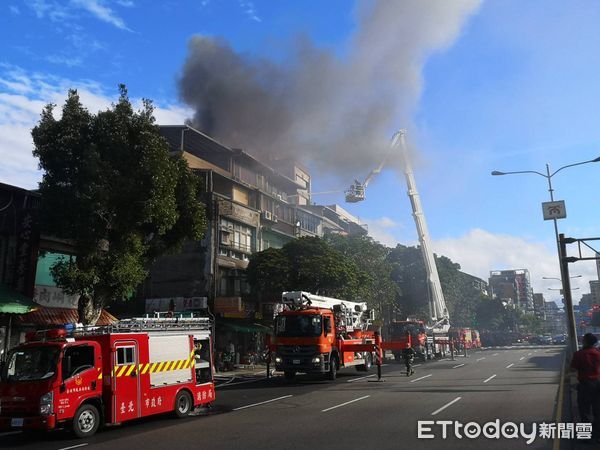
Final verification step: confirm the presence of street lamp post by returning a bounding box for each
[492,156,600,355]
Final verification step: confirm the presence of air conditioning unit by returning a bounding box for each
[261,211,275,222]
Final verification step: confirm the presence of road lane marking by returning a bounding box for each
[233,395,293,411]
[506,363,514,368]
[58,445,89,450]
[483,374,497,383]
[528,352,532,356]
[347,374,377,382]
[476,357,486,362]
[431,397,462,416]
[410,374,432,383]
[413,364,422,367]
[493,353,499,356]
[519,357,525,360]
[452,363,465,368]
[322,395,370,412]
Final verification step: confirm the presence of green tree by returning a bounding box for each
[325,234,399,320]
[32,87,207,324]
[388,244,487,327]
[246,236,366,301]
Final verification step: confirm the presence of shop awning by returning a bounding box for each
[217,320,272,334]
[18,307,118,326]
[0,284,38,314]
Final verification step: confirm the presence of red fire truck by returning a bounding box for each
[0,315,215,437]
[273,291,378,381]
[388,319,427,361]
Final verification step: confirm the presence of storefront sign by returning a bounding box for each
[34,285,79,309]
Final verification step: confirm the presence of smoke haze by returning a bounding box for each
[178,0,481,178]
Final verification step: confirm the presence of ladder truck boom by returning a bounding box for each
[394,130,450,332]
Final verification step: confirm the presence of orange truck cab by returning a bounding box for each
[273,291,376,381]
[0,316,215,438]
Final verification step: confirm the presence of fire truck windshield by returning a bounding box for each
[2,346,61,382]
[276,314,322,337]
[391,322,425,336]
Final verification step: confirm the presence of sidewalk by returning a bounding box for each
[558,357,598,448]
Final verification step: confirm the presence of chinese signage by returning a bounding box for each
[34,285,79,309]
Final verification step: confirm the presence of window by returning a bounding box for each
[117,347,135,365]
[219,219,254,254]
[63,345,95,379]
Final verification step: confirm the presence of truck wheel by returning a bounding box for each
[356,353,372,372]
[73,404,100,438]
[174,391,192,418]
[327,356,338,381]
[284,371,295,380]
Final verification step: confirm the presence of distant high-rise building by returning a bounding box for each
[489,269,534,311]
[590,280,600,306]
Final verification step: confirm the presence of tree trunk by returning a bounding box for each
[77,293,103,326]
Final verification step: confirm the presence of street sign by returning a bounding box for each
[542,200,566,220]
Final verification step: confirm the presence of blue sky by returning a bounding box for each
[2,0,600,303]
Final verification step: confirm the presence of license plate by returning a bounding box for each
[11,418,24,427]
[293,359,300,364]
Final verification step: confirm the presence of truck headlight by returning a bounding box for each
[312,357,321,363]
[39,391,53,415]
[275,356,282,363]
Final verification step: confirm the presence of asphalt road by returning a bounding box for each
[0,345,566,450]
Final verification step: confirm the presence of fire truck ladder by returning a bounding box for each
[75,313,212,336]
[281,291,373,331]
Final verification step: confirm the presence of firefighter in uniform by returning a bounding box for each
[402,343,416,376]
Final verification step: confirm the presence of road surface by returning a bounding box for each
[0,345,566,450]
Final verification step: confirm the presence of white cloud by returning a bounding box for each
[238,0,261,22]
[71,0,131,31]
[433,228,598,304]
[25,0,131,31]
[365,216,405,247]
[25,0,71,21]
[0,67,191,189]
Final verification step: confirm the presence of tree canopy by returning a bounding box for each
[246,236,367,302]
[32,86,207,324]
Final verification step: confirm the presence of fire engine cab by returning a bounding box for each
[0,315,215,438]
[273,291,377,381]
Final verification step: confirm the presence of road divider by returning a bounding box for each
[322,395,370,412]
[233,395,293,411]
[431,397,462,416]
[483,374,497,383]
[410,374,432,383]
